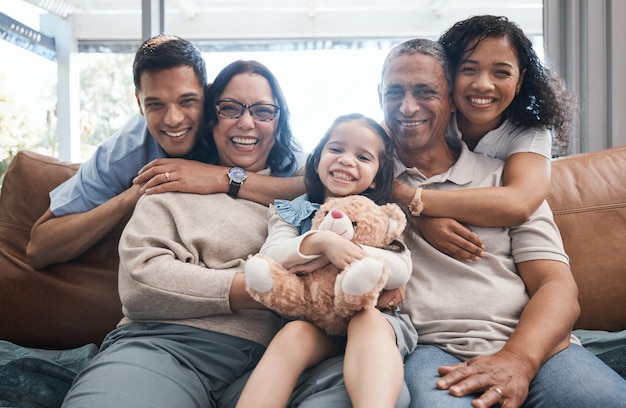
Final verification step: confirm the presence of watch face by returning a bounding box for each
[228,167,247,183]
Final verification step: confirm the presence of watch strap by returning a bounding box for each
[227,180,242,197]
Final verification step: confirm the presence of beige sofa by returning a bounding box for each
[0,147,625,360]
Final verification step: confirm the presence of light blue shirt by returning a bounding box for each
[274,194,320,235]
[50,114,308,216]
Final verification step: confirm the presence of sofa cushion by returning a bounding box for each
[547,145,626,331]
[0,151,123,349]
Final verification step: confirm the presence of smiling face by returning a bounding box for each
[453,35,525,137]
[135,65,204,157]
[379,53,454,166]
[212,73,277,172]
[317,119,383,199]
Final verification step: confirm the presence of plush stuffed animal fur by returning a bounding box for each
[244,195,407,336]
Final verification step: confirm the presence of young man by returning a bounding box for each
[27,34,307,269]
[379,38,626,408]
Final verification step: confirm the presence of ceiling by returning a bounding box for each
[4,0,543,59]
[21,0,543,41]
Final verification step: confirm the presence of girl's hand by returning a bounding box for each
[287,256,330,274]
[299,231,367,271]
[322,233,368,270]
[413,216,485,262]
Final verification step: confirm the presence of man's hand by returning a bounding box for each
[436,350,534,408]
[413,216,485,262]
[134,158,227,195]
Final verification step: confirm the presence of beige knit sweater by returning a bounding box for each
[117,191,282,347]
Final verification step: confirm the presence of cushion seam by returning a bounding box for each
[553,202,626,216]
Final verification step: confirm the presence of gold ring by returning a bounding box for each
[492,387,503,398]
[387,300,395,308]
[165,172,170,182]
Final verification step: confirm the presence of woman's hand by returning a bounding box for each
[413,216,485,262]
[377,287,405,310]
[436,350,533,408]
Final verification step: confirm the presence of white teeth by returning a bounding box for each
[469,97,494,105]
[401,119,426,127]
[332,171,354,181]
[232,137,258,146]
[166,129,188,137]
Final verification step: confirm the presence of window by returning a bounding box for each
[0,1,56,176]
[1,0,545,173]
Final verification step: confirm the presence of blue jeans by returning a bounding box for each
[404,344,626,408]
[597,346,626,380]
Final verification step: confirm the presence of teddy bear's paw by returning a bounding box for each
[244,256,274,293]
[341,257,385,296]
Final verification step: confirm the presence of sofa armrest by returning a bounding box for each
[0,151,123,349]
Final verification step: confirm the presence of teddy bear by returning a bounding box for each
[244,195,407,336]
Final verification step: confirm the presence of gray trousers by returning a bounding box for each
[62,322,410,407]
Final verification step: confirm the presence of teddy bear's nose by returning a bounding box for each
[330,209,344,219]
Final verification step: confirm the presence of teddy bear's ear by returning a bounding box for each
[383,203,407,239]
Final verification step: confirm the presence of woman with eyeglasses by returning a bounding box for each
[61,60,354,408]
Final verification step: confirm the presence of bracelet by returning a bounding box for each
[408,187,424,216]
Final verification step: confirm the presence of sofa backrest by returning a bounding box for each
[547,145,626,331]
[0,147,624,349]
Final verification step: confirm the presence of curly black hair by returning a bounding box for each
[439,15,577,151]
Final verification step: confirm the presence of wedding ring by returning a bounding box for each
[165,172,170,182]
[492,387,503,398]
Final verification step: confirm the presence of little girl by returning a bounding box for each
[236,113,417,408]
[392,15,578,262]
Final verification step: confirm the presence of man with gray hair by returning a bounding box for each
[379,37,626,407]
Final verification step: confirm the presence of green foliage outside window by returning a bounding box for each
[78,53,136,153]
[0,53,136,182]
[0,74,56,182]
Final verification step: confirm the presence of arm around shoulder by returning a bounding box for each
[238,172,306,206]
[138,159,306,206]
[419,152,551,227]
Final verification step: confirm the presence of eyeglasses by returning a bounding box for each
[215,100,280,122]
